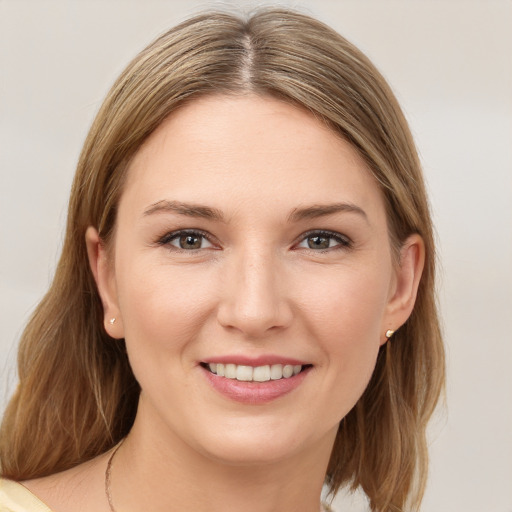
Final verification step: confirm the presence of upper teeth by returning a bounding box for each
[208,363,302,382]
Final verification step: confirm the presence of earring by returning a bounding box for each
[385,329,395,339]
[109,318,116,325]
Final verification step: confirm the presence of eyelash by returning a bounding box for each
[156,229,352,253]
[295,230,352,252]
[157,229,215,252]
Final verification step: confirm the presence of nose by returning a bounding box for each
[216,248,293,338]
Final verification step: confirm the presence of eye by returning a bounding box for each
[158,230,214,251]
[296,230,352,251]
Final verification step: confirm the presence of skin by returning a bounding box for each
[24,95,424,512]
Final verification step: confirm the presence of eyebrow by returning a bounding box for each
[287,202,368,223]
[143,199,367,223]
[143,200,225,221]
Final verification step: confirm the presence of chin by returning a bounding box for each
[186,413,337,468]
[199,436,307,467]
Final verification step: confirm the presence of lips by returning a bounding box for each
[200,357,312,404]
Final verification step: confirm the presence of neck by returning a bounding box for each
[110,408,336,512]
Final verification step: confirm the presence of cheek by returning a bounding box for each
[115,258,217,366]
[296,265,389,394]
[299,263,389,340]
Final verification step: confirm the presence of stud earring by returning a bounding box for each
[385,329,395,339]
[109,318,116,325]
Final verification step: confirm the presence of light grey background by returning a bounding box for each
[1,1,511,511]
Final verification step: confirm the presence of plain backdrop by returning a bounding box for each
[1,1,511,511]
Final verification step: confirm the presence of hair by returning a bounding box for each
[0,8,444,512]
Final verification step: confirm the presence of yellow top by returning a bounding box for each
[0,479,53,512]
[0,477,334,512]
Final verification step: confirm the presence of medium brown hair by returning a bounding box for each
[0,8,444,511]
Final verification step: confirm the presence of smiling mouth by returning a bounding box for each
[201,363,311,382]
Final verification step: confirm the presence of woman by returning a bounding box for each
[0,8,444,512]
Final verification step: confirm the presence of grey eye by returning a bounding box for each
[167,232,213,250]
[297,231,351,251]
[306,235,331,249]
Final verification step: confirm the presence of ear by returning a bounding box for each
[381,233,425,345]
[85,226,124,339]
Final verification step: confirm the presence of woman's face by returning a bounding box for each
[92,94,420,466]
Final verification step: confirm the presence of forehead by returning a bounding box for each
[120,94,385,220]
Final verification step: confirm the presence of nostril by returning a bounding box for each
[216,299,293,338]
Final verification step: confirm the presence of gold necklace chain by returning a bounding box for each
[104,440,333,512]
[104,440,124,512]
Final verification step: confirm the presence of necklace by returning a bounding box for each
[104,440,333,512]
[105,440,124,512]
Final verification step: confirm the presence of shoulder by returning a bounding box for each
[2,452,110,512]
[0,478,53,512]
